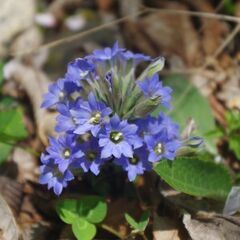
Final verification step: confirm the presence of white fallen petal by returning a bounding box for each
[35,13,56,28]
[65,15,86,31]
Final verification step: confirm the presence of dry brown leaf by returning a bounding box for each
[0,194,21,240]
[183,213,240,240]
[139,3,203,66]
[153,213,181,240]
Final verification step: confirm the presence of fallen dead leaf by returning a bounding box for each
[153,213,181,240]
[183,213,240,240]
[0,194,21,240]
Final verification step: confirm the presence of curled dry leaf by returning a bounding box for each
[138,2,202,66]
[0,194,21,240]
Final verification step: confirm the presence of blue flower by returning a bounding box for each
[55,101,80,133]
[137,74,172,109]
[145,133,181,162]
[78,137,105,175]
[66,58,94,86]
[39,155,74,195]
[46,135,84,173]
[121,50,151,64]
[115,147,151,181]
[137,113,179,140]
[91,41,124,61]
[72,93,112,136]
[99,114,143,159]
[41,78,77,108]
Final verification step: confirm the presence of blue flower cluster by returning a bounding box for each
[40,42,181,195]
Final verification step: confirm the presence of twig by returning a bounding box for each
[213,23,240,58]
[8,7,240,57]
[144,6,240,23]
[9,9,149,57]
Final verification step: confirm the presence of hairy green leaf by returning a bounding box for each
[154,157,232,200]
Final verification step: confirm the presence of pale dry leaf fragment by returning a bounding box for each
[3,60,57,145]
[12,148,38,182]
[183,213,240,240]
[0,0,35,45]
[153,213,181,240]
[223,186,240,216]
[0,194,20,240]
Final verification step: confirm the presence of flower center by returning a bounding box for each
[72,117,77,124]
[110,131,124,143]
[79,70,89,78]
[86,151,97,162]
[59,91,65,100]
[154,143,164,155]
[89,112,101,125]
[63,148,71,159]
[129,155,139,165]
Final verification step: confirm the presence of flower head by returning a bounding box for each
[39,42,190,195]
[99,114,143,159]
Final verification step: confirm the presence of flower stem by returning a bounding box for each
[99,223,125,239]
[139,231,148,240]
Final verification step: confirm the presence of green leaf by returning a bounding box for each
[125,211,150,231]
[56,199,78,224]
[154,157,232,200]
[229,136,240,160]
[72,218,96,240]
[0,108,27,142]
[226,110,240,133]
[125,213,139,230]
[0,61,4,88]
[153,75,217,154]
[77,196,107,224]
[0,98,28,164]
[138,210,150,231]
[56,196,107,224]
[0,143,12,164]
